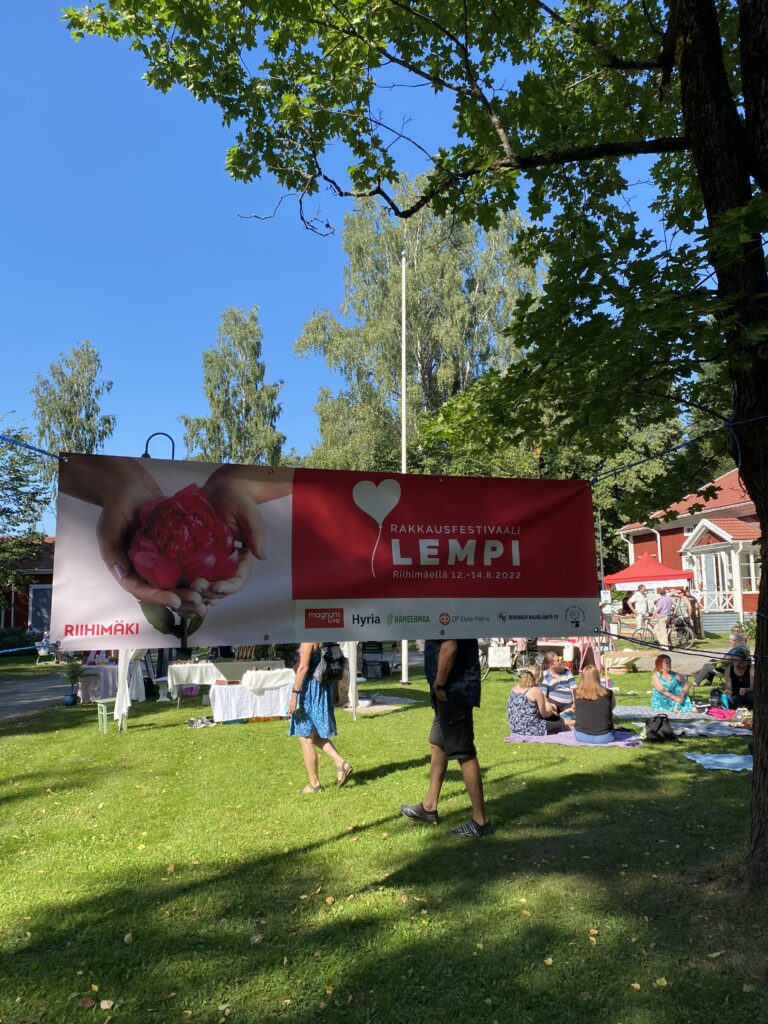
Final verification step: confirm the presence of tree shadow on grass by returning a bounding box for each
[2,754,765,1023]
[0,764,116,813]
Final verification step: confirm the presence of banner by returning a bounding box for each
[51,454,600,649]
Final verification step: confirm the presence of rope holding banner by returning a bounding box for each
[0,432,60,461]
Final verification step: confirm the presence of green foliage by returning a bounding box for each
[297,184,537,470]
[31,340,115,487]
[0,628,43,652]
[61,657,82,692]
[62,1,754,513]
[181,307,285,466]
[0,423,47,603]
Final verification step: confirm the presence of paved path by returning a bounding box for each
[0,673,71,721]
[632,649,717,675]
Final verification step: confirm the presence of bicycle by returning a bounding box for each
[631,619,695,650]
[512,649,545,671]
[479,639,523,679]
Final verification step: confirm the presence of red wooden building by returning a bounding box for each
[618,469,760,631]
[0,538,55,633]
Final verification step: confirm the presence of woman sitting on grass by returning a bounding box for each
[573,666,615,745]
[506,667,570,735]
[650,654,692,713]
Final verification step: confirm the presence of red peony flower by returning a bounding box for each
[128,484,239,589]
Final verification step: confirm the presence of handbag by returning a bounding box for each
[645,713,677,742]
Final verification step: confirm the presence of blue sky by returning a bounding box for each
[0,3,448,473]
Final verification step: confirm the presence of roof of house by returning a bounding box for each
[619,468,752,534]
[0,536,55,574]
[694,517,760,542]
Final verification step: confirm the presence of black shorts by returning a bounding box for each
[428,700,476,760]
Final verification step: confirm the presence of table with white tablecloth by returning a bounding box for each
[79,665,117,702]
[167,661,289,700]
[167,662,223,700]
[80,663,145,703]
[209,669,294,722]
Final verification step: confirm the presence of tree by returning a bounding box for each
[0,423,47,604]
[32,339,115,487]
[181,307,285,466]
[65,1,768,875]
[297,184,537,469]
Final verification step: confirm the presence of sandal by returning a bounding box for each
[336,762,353,788]
[302,784,323,794]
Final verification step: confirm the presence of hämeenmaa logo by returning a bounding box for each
[387,612,431,625]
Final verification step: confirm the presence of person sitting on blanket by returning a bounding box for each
[507,669,570,736]
[573,666,616,745]
[540,652,576,711]
[651,654,692,713]
[693,646,754,710]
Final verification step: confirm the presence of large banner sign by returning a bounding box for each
[51,454,600,649]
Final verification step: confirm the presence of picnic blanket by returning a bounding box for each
[671,720,752,738]
[342,693,423,715]
[614,705,708,722]
[685,753,753,772]
[504,729,642,748]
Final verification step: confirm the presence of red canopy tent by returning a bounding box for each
[604,552,693,591]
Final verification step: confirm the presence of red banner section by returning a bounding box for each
[292,469,597,599]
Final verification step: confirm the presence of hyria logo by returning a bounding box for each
[352,613,381,627]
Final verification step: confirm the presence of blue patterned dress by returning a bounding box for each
[506,687,547,736]
[288,647,337,739]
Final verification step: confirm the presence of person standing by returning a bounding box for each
[652,588,675,649]
[628,584,649,631]
[288,642,353,793]
[400,638,491,837]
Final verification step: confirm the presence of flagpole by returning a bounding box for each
[400,249,409,684]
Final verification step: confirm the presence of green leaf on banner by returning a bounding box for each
[139,602,177,635]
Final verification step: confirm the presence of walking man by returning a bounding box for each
[400,638,491,837]
[652,588,675,649]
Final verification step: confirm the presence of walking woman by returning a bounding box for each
[288,642,353,793]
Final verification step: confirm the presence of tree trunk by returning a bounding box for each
[676,0,768,879]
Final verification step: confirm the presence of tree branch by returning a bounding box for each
[500,135,689,173]
[384,0,515,159]
[314,136,689,222]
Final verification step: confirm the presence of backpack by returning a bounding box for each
[645,714,677,742]
[318,642,345,683]
[709,688,725,709]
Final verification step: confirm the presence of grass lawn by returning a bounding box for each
[0,653,62,684]
[0,669,765,1024]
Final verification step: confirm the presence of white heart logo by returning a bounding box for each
[352,479,401,526]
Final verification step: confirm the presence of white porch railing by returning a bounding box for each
[700,590,736,612]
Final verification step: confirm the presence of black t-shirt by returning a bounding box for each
[574,693,615,735]
[424,639,481,708]
[728,665,751,696]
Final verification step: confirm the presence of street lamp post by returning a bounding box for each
[400,250,409,684]
[140,432,176,459]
